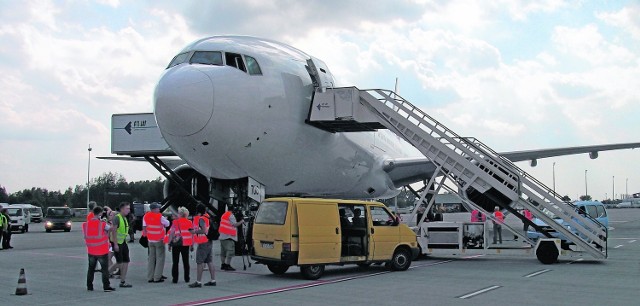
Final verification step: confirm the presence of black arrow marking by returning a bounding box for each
[125,122,132,135]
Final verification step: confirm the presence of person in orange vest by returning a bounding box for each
[522,209,533,232]
[492,206,504,244]
[86,202,95,221]
[189,203,217,288]
[219,206,245,271]
[169,206,193,283]
[83,206,116,292]
[143,203,170,283]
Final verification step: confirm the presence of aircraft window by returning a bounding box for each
[244,55,262,75]
[225,52,246,72]
[190,51,223,66]
[167,52,190,69]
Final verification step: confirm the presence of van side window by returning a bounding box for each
[255,201,288,225]
[595,205,606,218]
[225,52,246,72]
[585,205,598,219]
[370,206,394,226]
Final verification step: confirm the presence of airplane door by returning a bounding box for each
[368,206,400,260]
[306,56,335,92]
[296,203,341,264]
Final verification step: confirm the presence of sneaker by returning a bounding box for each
[119,282,132,288]
[221,264,227,270]
[204,281,217,286]
[87,287,94,291]
[160,276,167,280]
[103,287,116,292]
[226,265,236,271]
[154,279,164,283]
[188,282,202,288]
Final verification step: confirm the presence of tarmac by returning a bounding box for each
[1,209,638,306]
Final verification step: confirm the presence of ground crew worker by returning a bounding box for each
[470,209,486,222]
[1,208,12,249]
[111,202,132,288]
[523,209,533,232]
[219,207,245,271]
[169,206,193,283]
[143,203,169,283]
[492,206,504,244]
[86,202,96,221]
[0,206,7,250]
[84,206,116,292]
[189,203,217,288]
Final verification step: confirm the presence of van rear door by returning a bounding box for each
[297,202,341,264]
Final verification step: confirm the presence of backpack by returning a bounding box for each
[206,217,220,241]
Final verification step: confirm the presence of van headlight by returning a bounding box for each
[46,221,53,228]
[65,221,72,227]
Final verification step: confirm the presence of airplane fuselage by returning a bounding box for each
[154,36,419,199]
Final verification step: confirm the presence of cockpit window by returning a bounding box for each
[244,55,262,75]
[225,52,246,72]
[167,52,190,69]
[190,51,223,66]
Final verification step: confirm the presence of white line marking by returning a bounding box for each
[609,238,640,240]
[614,245,624,249]
[524,269,552,278]
[462,254,486,259]
[628,240,636,243]
[458,285,501,299]
[610,221,628,223]
[566,258,584,264]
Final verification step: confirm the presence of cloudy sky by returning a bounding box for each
[0,0,638,200]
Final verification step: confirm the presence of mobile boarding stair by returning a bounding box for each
[306,86,607,263]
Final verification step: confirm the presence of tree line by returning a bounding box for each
[0,172,164,209]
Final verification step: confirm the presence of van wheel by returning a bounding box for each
[46,229,51,233]
[300,264,325,280]
[267,264,289,275]
[64,229,71,232]
[390,248,411,271]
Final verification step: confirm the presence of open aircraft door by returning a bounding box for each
[296,203,341,264]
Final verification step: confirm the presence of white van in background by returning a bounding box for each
[10,204,43,223]
[6,205,31,233]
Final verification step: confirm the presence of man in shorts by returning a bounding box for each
[219,206,245,271]
[189,204,216,287]
[111,202,133,288]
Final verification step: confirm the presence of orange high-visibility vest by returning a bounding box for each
[86,212,95,221]
[494,211,504,224]
[82,218,109,256]
[523,209,533,220]
[143,212,166,242]
[219,211,237,237]
[173,218,193,246]
[192,215,210,244]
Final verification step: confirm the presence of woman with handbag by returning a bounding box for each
[169,206,193,283]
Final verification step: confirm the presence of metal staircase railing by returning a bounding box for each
[357,89,607,259]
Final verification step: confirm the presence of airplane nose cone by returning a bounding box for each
[154,66,214,136]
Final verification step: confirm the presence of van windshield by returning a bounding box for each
[255,201,288,225]
[47,208,71,217]
[29,208,41,215]
[7,208,21,216]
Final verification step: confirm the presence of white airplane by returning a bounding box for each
[126,36,640,205]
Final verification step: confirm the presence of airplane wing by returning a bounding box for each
[384,142,640,186]
[500,142,640,164]
[96,156,186,169]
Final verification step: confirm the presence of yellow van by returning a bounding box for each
[251,198,419,279]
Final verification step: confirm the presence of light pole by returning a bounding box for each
[87,144,92,212]
[626,178,629,199]
[612,176,615,201]
[552,162,556,195]
[584,170,588,198]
